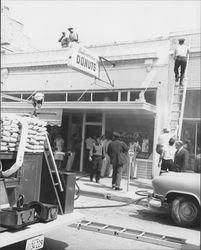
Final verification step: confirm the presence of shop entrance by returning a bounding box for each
[83,124,102,173]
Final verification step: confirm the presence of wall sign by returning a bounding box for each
[68,44,100,79]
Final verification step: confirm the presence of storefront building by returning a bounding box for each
[1,8,200,178]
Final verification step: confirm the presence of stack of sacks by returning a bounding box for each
[1,114,47,153]
[1,114,21,152]
[25,117,47,153]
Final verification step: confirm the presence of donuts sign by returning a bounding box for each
[69,44,100,78]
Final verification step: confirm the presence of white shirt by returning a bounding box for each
[157,133,175,146]
[175,44,189,57]
[163,145,176,160]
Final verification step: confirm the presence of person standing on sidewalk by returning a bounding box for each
[174,140,189,172]
[89,135,105,183]
[129,140,141,179]
[158,137,176,174]
[108,132,128,190]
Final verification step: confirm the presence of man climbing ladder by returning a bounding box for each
[173,38,190,86]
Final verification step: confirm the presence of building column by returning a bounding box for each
[102,112,106,136]
[80,112,86,172]
[152,113,160,178]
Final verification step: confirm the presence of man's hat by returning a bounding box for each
[68,27,73,31]
[113,131,120,137]
[178,38,185,41]
[162,127,170,133]
[176,140,183,146]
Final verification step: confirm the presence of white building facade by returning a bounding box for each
[1,8,200,178]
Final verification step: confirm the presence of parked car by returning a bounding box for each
[150,172,200,228]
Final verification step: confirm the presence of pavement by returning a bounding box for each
[76,174,153,203]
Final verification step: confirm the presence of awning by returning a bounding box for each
[1,107,63,127]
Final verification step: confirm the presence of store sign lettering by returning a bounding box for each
[76,55,97,72]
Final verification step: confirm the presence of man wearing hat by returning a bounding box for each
[68,27,79,43]
[107,132,128,190]
[173,38,190,86]
[174,140,189,172]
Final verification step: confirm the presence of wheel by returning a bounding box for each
[170,196,200,227]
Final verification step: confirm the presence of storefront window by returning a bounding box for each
[44,93,66,102]
[2,93,21,102]
[92,92,118,101]
[184,90,201,118]
[130,90,156,105]
[68,93,82,101]
[181,120,201,171]
[22,93,33,99]
[121,92,128,101]
[105,114,154,159]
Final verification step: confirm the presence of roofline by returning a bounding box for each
[86,36,169,48]
[86,29,200,48]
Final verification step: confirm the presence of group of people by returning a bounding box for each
[157,127,189,174]
[58,27,79,48]
[87,132,140,191]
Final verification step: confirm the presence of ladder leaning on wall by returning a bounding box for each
[43,133,64,214]
[169,38,191,140]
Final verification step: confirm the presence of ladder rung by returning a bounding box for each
[173,101,182,104]
[171,110,180,112]
[54,183,59,186]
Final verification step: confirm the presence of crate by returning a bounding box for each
[136,159,153,179]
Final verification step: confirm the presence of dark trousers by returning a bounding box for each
[90,156,103,182]
[161,159,174,171]
[174,57,187,84]
[112,164,123,187]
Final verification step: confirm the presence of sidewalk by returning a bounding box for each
[76,175,153,203]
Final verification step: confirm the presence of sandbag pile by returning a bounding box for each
[1,114,21,152]
[1,114,47,153]
[25,117,47,153]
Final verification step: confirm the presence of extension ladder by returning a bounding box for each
[169,39,191,140]
[44,133,64,214]
[74,220,189,249]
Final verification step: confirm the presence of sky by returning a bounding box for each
[2,0,201,50]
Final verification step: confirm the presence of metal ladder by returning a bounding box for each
[74,220,189,249]
[43,133,64,214]
[169,39,191,140]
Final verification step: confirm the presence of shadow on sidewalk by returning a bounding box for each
[82,182,112,191]
[129,181,152,189]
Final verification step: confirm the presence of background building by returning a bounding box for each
[1,6,36,53]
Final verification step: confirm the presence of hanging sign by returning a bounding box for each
[68,44,100,78]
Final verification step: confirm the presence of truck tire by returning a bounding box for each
[170,196,200,227]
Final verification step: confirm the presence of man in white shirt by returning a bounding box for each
[158,138,176,173]
[156,127,177,155]
[68,28,79,43]
[174,38,190,86]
